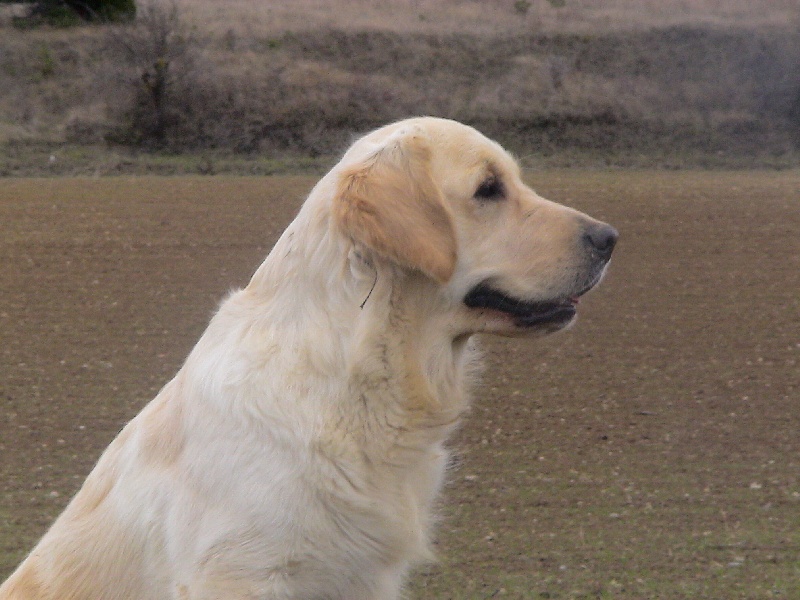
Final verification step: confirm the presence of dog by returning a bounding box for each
[0,117,617,600]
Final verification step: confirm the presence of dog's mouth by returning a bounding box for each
[463,283,582,328]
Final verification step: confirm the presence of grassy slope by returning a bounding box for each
[173,0,799,35]
[1,1,799,172]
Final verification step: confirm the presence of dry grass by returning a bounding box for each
[173,0,800,36]
[1,0,799,167]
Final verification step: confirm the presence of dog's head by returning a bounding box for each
[333,117,617,337]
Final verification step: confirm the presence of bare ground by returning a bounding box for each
[1,172,799,598]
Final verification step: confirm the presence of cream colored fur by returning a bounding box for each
[0,117,614,600]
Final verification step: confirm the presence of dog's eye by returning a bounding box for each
[474,177,504,201]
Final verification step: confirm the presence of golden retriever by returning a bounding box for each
[0,117,617,600]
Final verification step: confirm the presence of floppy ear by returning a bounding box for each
[333,133,457,283]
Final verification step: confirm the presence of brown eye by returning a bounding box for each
[474,177,504,200]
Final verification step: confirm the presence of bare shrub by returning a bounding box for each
[104,0,204,146]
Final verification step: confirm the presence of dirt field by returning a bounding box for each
[1,172,798,598]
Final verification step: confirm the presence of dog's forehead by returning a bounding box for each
[374,117,505,156]
[424,125,521,182]
[340,117,520,184]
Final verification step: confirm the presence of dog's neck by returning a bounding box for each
[206,203,474,454]
[174,189,475,570]
[355,265,475,442]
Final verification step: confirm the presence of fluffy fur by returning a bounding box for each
[0,117,616,600]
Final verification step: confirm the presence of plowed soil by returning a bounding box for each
[1,172,799,598]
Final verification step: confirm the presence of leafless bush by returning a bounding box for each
[104,0,204,146]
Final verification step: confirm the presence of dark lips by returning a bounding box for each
[463,283,577,327]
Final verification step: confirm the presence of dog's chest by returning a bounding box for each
[316,440,449,575]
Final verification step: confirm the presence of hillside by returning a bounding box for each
[172,0,799,35]
[1,0,799,173]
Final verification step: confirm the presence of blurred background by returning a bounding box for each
[1,0,799,174]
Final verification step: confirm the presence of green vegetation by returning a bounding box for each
[3,0,135,26]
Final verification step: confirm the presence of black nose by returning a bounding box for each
[584,223,618,260]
